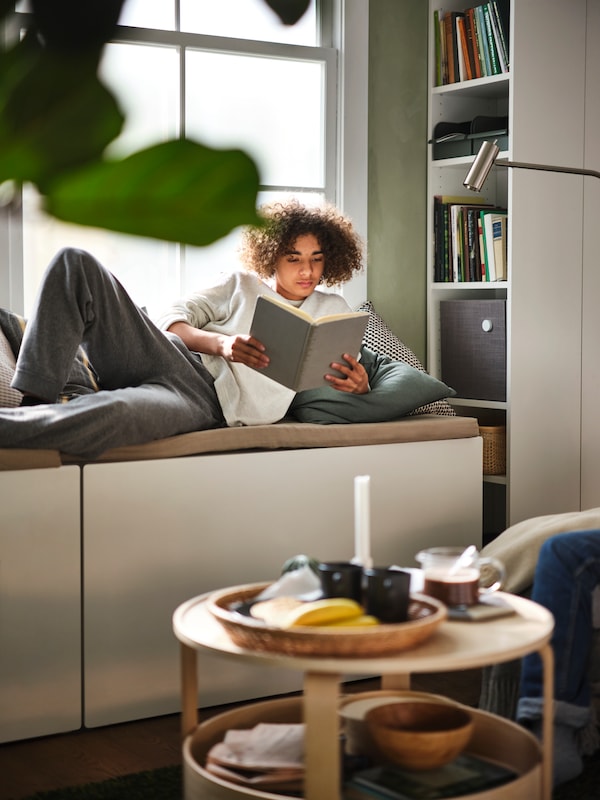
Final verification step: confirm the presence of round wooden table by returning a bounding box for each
[173,590,554,800]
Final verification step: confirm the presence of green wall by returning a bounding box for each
[368,0,429,364]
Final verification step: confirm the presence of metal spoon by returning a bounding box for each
[448,544,477,575]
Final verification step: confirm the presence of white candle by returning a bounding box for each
[352,475,373,568]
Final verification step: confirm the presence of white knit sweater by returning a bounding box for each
[155,270,352,427]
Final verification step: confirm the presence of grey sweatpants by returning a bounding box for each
[0,248,225,458]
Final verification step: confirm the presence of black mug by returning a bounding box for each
[317,561,363,602]
[363,567,411,623]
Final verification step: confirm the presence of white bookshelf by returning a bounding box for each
[426,1,600,537]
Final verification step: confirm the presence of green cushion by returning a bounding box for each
[289,347,456,424]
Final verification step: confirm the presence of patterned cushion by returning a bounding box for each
[0,308,99,402]
[356,300,456,417]
[0,328,22,407]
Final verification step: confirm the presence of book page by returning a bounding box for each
[257,294,315,322]
[257,294,361,324]
[295,313,369,392]
[249,296,310,389]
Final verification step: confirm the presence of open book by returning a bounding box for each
[249,294,369,392]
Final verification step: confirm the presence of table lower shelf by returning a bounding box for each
[182,693,544,800]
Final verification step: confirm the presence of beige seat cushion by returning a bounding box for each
[0,414,480,470]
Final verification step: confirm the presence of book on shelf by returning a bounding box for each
[490,0,510,71]
[482,2,501,75]
[443,11,461,84]
[433,9,444,87]
[465,8,482,79]
[248,294,369,392]
[480,208,508,282]
[492,0,510,69]
[433,195,492,283]
[434,3,509,85]
[344,753,517,799]
[450,203,490,282]
[477,212,487,280]
[491,211,508,280]
[465,207,482,282]
[456,14,469,82]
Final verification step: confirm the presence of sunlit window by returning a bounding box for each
[120,0,318,46]
[185,52,324,188]
[9,0,368,319]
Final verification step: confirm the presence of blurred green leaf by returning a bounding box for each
[45,139,262,246]
[0,35,124,187]
[30,0,125,55]
[264,0,311,25]
[0,0,306,248]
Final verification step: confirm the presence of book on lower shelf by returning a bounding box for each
[249,294,369,392]
[480,209,508,282]
[344,753,517,799]
[433,196,498,283]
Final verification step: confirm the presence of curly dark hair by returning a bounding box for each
[239,200,364,286]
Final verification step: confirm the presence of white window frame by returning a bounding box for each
[0,0,368,313]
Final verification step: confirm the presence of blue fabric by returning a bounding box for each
[288,346,456,424]
[516,530,600,787]
[519,530,600,710]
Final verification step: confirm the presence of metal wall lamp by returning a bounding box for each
[464,139,600,192]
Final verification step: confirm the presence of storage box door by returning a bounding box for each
[440,300,506,401]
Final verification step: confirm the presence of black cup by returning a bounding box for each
[363,567,411,623]
[317,561,363,602]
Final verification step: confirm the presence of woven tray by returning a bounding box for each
[207,583,447,657]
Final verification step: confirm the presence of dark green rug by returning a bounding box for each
[20,756,599,799]
[22,766,182,800]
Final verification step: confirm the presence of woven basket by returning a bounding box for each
[479,425,506,475]
[207,583,447,658]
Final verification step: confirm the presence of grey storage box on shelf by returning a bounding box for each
[440,299,506,401]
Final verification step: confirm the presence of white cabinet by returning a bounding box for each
[427,0,600,534]
[0,467,81,742]
[82,439,481,727]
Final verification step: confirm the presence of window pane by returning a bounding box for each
[186,52,324,188]
[100,42,180,157]
[21,44,181,318]
[21,189,179,320]
[181,0,317,45]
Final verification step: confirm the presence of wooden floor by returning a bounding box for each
[0,670,482,800]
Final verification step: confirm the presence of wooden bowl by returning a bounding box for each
[364,701,474,770]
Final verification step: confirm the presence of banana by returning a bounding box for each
[280,597,365,628]
[325,614,380,627]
